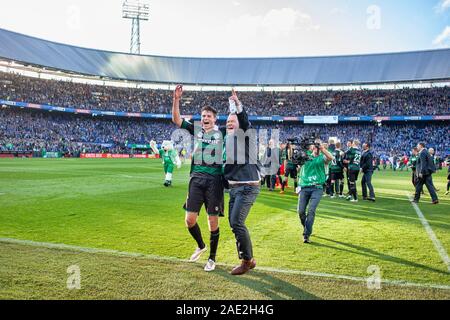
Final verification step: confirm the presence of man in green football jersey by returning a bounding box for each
[329,141,345,198]
[150,140,181,187]
[297,140,334,244]
[408,147,419,188]
[278,143,286,193]
[343,139,362,202]
[281,142,298,194]
[172,85,225,272]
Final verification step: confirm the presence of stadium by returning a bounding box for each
[0,2,449,303]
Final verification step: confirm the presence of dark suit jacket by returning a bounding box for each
[360,149,373,173]
[416,149,436,177]
[360,149,374,173]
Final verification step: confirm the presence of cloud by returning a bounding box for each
[226,8,319,38]
[432,26,450,47]
[232,1,240,6]
[435,0,450,13]
[330,7,347,16]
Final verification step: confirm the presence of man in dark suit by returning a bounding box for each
[360,142,375,201]
[413,143,439,204]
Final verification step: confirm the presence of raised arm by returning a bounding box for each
[149,140,159,155]
[320,144,334,163]
[172,85,183,128]
[229,89,250,130]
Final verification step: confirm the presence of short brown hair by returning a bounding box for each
[201,106,218,117]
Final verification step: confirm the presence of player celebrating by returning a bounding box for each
[150,140,181,187]
[344,139,362,202]
[281,142,298,194]
[171,85,225,272]
[329,141,345,198]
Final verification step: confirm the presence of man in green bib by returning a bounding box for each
[297,140,334,243]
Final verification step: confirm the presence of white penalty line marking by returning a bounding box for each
[1,237,449,291]
[407,194,450,272]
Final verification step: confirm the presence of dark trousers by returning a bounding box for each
[297,187,322,238]
[348,170,359,200]
[361,171,375,199]
[414,175,438,202]
[411,171,418,187]
[228,185,260,261]
[264,175,276,190]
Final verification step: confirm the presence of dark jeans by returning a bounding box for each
[264,175,276,190]
[228,185,260,261]
[361,171,375,199]
[297,186,322,238]
[414,175,438,202]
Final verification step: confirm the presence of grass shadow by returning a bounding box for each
[214,266,320,300]
[312,236,448,276]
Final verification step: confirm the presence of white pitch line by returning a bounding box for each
[407,194,450,272]
[1,237,449,291]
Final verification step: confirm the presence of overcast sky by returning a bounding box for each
[0,0,449,57]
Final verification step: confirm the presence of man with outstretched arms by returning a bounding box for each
[172,85,225,272]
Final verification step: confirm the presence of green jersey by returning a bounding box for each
[408,155,417,171]
[346,147,361,171]
[299,152,327,187]
[285,147,297,169]
[280,148,287,163]
[159,149,177,165]
[330,149,344,173]
[181,119,225,177]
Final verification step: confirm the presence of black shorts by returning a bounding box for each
[348,170,359,183]
[330,172,344,181]
[285,166,298,179]
[447,173,450,181]
[183,176,224,216]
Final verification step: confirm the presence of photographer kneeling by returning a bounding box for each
[297,139,334,243]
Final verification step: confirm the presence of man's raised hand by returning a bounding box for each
[229,88,241,107]
[174,85,183,100]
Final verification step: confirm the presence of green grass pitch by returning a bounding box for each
[0,158,449,300]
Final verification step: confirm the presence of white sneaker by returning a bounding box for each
[339,195,345,198]
[346,196,352,201]
[204,259,216,272]
[189,246,207,262]
[330,195,336,199]
[350,199,358,203]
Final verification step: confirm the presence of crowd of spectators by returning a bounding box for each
[1,71,449,117]
[1,108,448,157]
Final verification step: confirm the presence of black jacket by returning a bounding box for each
[360,149,374,173]
[224,108,261,183]
[416,149,436,176]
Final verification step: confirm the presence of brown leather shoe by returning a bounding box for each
[231,259,256,276]
[432,200,439,205]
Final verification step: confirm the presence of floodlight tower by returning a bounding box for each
[122,0,150,54]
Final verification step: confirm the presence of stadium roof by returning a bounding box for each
[0,28,449,86]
